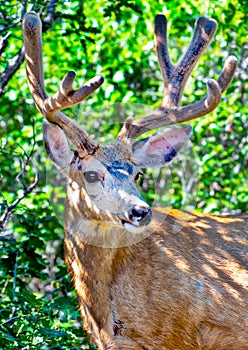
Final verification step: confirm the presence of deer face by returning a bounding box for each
[71,152,152,233]
[43,122,191,233]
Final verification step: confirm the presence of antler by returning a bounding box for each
[118,15,237,140]
[22,12,104,156]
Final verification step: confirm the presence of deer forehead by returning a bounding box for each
[81,141,136,177]
[95,140,133,163]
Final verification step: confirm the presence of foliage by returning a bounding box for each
[0,0,247,348]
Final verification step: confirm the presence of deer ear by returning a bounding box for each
[43,122,73,170]
[132,125,192,168]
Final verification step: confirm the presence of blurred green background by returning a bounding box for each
[0,0,247,348]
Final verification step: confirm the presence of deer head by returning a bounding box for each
[22,12,237,236]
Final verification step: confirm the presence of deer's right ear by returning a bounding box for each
[43,123,73,170]
[132,125,192,168]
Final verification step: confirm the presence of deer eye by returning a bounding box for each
[134,171,143,182]
[84,171,103,183]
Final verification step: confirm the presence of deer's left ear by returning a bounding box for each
[132,125,192,168]
[43,122,73,171]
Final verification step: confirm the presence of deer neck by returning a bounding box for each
[64,180,136,338]
[64,225,134,344]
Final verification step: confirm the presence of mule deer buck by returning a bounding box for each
[23,11,247,350]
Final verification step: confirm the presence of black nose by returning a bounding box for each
[128,206,152,226]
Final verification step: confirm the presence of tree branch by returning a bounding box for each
[0,32,11,55]
[0,0,59,96]
[0,46,25,96]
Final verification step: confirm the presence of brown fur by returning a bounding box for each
[64,206,248,350]
[22,11,247,350]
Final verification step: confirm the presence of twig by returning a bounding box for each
[0,170,39,231]
[16,120,37,191]
[43,0,58,30]
[12,251,18,300]
[0,127,39,232]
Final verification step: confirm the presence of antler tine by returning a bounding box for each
[154,14,174,97]
[22,12,47,112]
[22,12,104,156]
[164,16,217,108]
[217,55,238,92]
[118,15,237,141]
[43,72,103,118]
[155,15,217,108]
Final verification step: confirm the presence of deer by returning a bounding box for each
[22,11,248,350]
